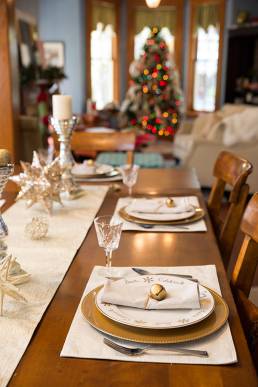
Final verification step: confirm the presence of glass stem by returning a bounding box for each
[105,249,112,268]
[129,186,132,196]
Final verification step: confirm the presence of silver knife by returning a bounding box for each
[132,267,193,279]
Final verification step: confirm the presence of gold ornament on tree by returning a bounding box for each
[11,151,65,214]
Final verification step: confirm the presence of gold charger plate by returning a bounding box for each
[81,286,229,344]
[119,206,205,226]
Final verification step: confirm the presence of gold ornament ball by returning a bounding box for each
[166,198,175,208]
[150,283,167,301]
[0,149,11,166]
[87,159,94,166]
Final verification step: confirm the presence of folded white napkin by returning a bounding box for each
[127,198,194,214]
[101,279,201,310]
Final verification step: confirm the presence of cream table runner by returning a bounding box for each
[114,197,207,232]
[0,186,108,387]
[61,265,237,365]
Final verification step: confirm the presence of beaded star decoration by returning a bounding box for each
[0,255,27,316]
[11,151,64,214]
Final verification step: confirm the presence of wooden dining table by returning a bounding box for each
[3,168,257,387]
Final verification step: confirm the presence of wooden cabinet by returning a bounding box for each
[225,25,258,105]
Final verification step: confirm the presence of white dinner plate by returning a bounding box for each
[72,163,114,178]
[126,209,196,221]
[96,275,215,329]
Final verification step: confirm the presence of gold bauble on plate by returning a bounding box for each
[166,197,175,208]
[150,283,167,301]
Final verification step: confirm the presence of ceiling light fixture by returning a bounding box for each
[145,0,161,8]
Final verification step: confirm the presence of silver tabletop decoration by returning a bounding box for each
[25,216,49,240]
[50,116,84,198]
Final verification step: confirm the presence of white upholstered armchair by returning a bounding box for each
[172,105,258,192]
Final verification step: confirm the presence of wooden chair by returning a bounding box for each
[207,151,253,268]
[230,192,258,372]
[53,130,136,165]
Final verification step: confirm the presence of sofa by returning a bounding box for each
[172,105,258,193]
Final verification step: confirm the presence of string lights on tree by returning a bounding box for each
[120,26,184,140]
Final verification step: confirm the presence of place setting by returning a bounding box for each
[71,160,122,183]
[61,216,236,366]
[112,164,207,232]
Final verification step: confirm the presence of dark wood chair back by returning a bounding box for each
[207,151,253,268]
[53,130,136,165]
[231,192,258,372]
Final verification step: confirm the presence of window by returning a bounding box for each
[91,23,115,109]
[86,0,119,109]
[188,0,225,112]
[193,26,219,111]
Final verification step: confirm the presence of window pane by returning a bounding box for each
[91,23,114,109]
[193,26,219,111]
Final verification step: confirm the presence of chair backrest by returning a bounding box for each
[230,193,258,371]
[207,151,253,268]
[71,130,136,164]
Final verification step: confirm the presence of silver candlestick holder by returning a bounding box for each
[0,164,14,261]
[50,116,84,198]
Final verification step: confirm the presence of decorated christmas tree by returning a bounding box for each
[120,26,184,139]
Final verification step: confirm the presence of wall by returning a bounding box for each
[16,0,39,20]
[38,0,86,113]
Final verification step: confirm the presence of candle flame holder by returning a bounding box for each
[0,164,14,260]
[50,116,84,198]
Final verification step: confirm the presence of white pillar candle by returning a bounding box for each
[52,95,73,120]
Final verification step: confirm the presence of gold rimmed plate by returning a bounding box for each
[119,206,205,226]
[95,276,215,330]
[81,286,229,344]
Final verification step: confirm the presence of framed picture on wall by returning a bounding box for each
[42,41,65,68]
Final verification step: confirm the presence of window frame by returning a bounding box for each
[126,0,183,86]
[187,0,225,113]
[86,0,120,105]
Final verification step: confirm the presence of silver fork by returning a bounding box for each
[103,338,208,358]
[139,224,190,230]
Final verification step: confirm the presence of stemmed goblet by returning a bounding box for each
[119,164,139,196]
[94,216,123,273]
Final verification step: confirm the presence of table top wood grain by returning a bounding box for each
[3,169,257,387]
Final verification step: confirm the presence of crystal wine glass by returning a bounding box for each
[119,164,139,196]
[94,215,123,272]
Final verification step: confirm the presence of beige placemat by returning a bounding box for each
[0,186,108,387]
[61,265,237,365]
[115,197,207,232]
